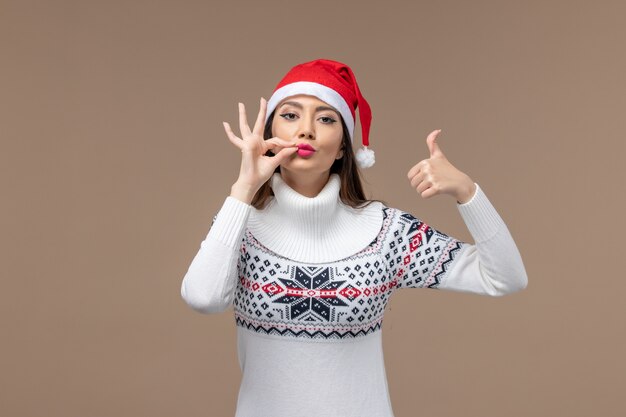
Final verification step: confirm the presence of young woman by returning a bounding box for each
[181,58,528,417]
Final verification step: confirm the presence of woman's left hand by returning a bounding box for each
[407,129,477,204]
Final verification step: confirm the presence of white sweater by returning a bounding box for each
[181,172,528,417]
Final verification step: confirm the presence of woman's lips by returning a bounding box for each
[296,143,316,157]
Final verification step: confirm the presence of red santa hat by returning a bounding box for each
[264,58,375,169]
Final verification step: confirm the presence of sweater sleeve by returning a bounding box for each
[384,183,528,296]
[180,196,252,313]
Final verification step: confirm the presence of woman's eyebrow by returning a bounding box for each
[279,101,339,116]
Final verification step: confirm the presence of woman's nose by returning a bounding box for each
[297,120,315,139]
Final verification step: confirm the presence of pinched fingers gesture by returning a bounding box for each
[222,97,298,189]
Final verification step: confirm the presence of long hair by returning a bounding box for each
[250,109,388,210]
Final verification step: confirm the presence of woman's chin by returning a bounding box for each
[280,159,331,173]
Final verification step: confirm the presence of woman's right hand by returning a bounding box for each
[223,97,298,195]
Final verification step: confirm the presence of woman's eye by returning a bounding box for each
[279,113,336,124]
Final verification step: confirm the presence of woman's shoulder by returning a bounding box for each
[374,202,436,238]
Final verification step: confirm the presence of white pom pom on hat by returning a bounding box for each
[264,58,375,169]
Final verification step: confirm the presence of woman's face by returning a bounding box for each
[271,94,344,175]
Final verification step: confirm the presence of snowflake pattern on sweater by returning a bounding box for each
[232,206,466,340]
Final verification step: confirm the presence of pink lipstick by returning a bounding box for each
[296,143,316,157]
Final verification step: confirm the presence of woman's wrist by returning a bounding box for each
[230,182,257,205]
[456,181,477,205]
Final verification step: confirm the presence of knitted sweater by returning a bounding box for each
[181,172,528,417]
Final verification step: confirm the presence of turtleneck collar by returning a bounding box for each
[247,172,384,264]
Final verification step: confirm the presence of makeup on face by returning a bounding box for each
[296,143,316,157]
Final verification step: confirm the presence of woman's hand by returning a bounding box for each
[407,129,477,204]
[223,97,298,194]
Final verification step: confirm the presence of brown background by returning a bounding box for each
[2,0,625,416]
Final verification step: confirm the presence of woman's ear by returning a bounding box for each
[336,147,344,160]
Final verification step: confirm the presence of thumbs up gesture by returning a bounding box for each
[407,129,477,204]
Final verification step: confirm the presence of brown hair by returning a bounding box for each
[250,109,388,210]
